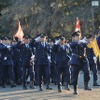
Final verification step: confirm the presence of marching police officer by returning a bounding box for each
[0,36,16,88]
[11,40,22,85]
[29,33,52,91]
[52,36,71,92]
[86,34,100,86]
[16,35,35,90]
[70,32,91,95]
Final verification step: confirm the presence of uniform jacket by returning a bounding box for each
[17,43,32,67]
[52,44,70,68]
[0,43,13,66]
[29,39,50,66]
[70,41,87,66]
[86,44,95,64]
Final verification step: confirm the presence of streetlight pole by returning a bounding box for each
[91,0,99,36]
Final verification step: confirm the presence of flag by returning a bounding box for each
[75,17,82,38]
[14,21,24,40]
[88,36,100,61]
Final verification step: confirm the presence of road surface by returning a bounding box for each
[0,72,100,100]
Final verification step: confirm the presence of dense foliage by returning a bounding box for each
[0,0,100,38]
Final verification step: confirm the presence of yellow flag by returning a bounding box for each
[88,37,100,61]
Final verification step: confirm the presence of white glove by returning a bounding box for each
[35,36,41,42]
[31,55,35,59]
[55,40,60,44]
[7,45,11,48]
[48,56,51,62]
[79,40,86,43]
[93,56,97,62]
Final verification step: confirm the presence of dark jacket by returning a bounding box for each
[86,45,95,64]
[70,41,87,66]
[0,43,13,66]
[17,43,32,67]
[52,44,70,68]
[29,39,50,66]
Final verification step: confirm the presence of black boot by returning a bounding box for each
[93,81,100,86]
[46,84,52,90]
[73,85,78,95]
[11,81,16,88]
[17,79,22,85]
[2,82,6,88]
[23,83,27,90]
[51,79,54,83]
[39,85,43,91]
[84,82,92,91]
[30,81,35,89]
[58,84,62,92]
[6,80,10,85]
[65,83,71,91]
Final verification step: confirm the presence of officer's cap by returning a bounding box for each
[86,34,92,39]
[59,36,66,41]
[1,36,11,40]
[72,31,80,37]
[40,33,47,38]
[23,34,32,39]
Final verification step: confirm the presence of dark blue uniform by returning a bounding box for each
[52,44,71,91]
[0,43,6,83]
[12,43,22,84]
[17,42,34,89]
[70,41,90,89]
[0,43,15,87]
[86,45,98,85]
[30,40,51,90]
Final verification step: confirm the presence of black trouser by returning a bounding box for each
[34,60,39,84]
[1,65,15,83]
[14,61,22,83]
[89,63,98,82]
[38,65,50,86]
[55,66,70,85]
[50,62,56,83]
[22,66,34,85]
[71,59,90,85]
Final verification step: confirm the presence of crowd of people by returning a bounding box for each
[0,31,100,95]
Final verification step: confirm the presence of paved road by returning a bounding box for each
[0,72,100,100]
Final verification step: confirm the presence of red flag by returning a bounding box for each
[75,17,82,38]
[14,21,24,40]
